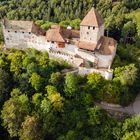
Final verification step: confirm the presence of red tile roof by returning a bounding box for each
[46,27,65,42]
[77,41,97,51]
[3,19,46,35]
[99,36,117,55]
[77,36,117,55]
[80,7,104,27]
[46,26,80,43]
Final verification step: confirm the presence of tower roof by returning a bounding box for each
[80,7,104,27]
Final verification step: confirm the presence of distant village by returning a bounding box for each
[1,7,117,80]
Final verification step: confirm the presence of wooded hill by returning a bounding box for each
[0,0,140,140]
[0,0,140,42]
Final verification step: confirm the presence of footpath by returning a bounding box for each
[95,92,140,115]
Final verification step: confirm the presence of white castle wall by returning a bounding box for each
[49,51,113,80]
[49,50,73,62]
[49,43,76,55]
[78,67,113,80]
[76,49,115,69]
[96,54,114,68]
[3,28,52,50]
[3,28,115,69]
[2,22,116,80]
[76,49,97,63]
[48,49,84,67]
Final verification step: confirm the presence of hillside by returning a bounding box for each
[0,0,140,41]
[0,0,140,140]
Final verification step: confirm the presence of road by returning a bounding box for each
[95,92,140,115]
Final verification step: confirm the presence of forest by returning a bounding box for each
[0,0,140,140]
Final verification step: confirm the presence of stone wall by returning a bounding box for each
[80,25,104,43]
[76,49,115,69]
[2,24,115,80]
[3,28,52,50]
[49,43,76,55]
[97,25,104,41]
[96,54,114,68]
[76,49,97,63]
[78,67,113,80]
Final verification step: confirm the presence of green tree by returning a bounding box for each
[49,72,63,92]
[114,64,138,86]
[97,81,121,104]
[70,19,81,29]
[0,68,10,104]
[1,94,30,137]
[121,21,136,43]
[8,51,25,75]
[20,115,44,140]
[64,73,79,98]
[46,85,64,112]
[121,115,140,140]
[29,72,43,91]
[87,73,105,95]
[32,93,43,110]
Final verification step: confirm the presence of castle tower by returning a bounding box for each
[80,7,104,44]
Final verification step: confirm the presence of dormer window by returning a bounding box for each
[93,27,95,30]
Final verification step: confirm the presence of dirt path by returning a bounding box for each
[95,92,140,115]
[133,93,140,114]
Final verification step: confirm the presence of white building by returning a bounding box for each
[1,7,117,80]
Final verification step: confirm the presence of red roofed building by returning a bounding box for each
[77,7,117,59]
[2,7,117,79]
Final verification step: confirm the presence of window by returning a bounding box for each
[15,31,17,33]
[29,32,31,34]
[8,31,10,32]
[51,41,54,44]
[87,32,89,35]
[22,31,24,34]
[88,26,90,29]
[6,38,9,40]
[93,26,95,30]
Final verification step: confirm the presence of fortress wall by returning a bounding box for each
[96,54,114,68]
[78,67,113,80]
[76,49,97,63]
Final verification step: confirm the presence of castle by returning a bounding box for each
[1,8,117,80]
